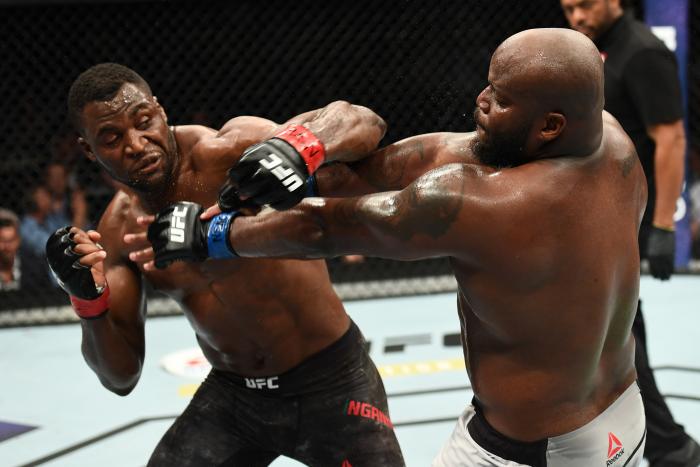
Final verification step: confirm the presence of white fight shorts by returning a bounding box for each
[433,381,645,466]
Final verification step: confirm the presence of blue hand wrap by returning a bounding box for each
[207,211,239,259]
[306,174,319,197]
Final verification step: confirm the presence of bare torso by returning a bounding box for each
[443,118,644,440]
[104,125,348,375]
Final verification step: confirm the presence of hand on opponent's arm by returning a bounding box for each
[218,101,386,212]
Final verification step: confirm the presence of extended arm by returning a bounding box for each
[229,163,478,261]
[314,132,475,197]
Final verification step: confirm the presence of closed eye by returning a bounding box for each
[137,118,151,130]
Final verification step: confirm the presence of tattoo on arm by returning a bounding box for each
[620,153,635,178]
[390,179,464,240]
[330,165,465,244]
[362,140,426,191]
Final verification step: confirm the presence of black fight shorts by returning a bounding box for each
[148,320,405,467]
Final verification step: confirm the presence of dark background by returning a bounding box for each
[3,0,697,311]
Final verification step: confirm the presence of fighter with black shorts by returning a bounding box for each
[46,63,403,466]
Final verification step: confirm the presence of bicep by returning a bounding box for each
[321,164,481,261]
[317,133,468,196]
[214,116,280,151]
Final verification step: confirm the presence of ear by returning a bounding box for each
[540,112,566,143]
[78,136,97,162]
[154,95,168,123]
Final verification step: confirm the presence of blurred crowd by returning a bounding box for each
[0,126,120,309]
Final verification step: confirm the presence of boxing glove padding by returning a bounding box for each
[46,226,110,319]
[148,201,239,269]
[220,125,325,211]
[46,226,103,300]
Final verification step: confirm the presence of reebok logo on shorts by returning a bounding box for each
[345,400,393,428]
[606,432,624,466]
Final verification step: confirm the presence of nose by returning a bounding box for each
[124,129,147,156]
[476,86,490,113]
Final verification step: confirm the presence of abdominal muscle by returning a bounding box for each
[146,257,350,377]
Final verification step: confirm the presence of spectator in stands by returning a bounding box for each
[19,185,66,258]
[0,209,23,291]
[45,161,88,231]
[51,125,113,224]
[0,208,53,293]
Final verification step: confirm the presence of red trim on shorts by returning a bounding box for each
[275,124,326,174]
[70,286,110,319]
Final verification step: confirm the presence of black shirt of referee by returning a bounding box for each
[595,12,683,232]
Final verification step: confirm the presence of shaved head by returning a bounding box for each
[493,28,604,118]
[473,28,605,166]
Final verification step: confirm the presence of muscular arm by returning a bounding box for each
[283,101,387,163]
[229,163,491,261]
[211,100,386,166]
[314,132,475,197]
[647,120,685,228]
[80,201,146,396]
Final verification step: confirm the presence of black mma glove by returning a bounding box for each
[148,201,240,269]
[219,124,325,211]
[46,226,110,319]
[647,225,675,281]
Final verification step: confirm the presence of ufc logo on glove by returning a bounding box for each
[170,205,189,243]
[259,154,304,192]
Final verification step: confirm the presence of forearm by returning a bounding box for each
[229,185,444,261]
[80,316,143,395]
[230,201,339,259]
[291,101,387,164]
[315,134,450,197]
[652,129,686,228]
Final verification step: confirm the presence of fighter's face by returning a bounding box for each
[78,83,177,193]
[472,62,532,168]
[561,0,619,40]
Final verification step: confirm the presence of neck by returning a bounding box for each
[531,116,603,161]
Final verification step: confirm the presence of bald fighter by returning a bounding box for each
[142,29,648,466]
[45,63,404,466]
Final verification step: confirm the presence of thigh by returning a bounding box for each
[291,352,405,467]
[148,372,279,467]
